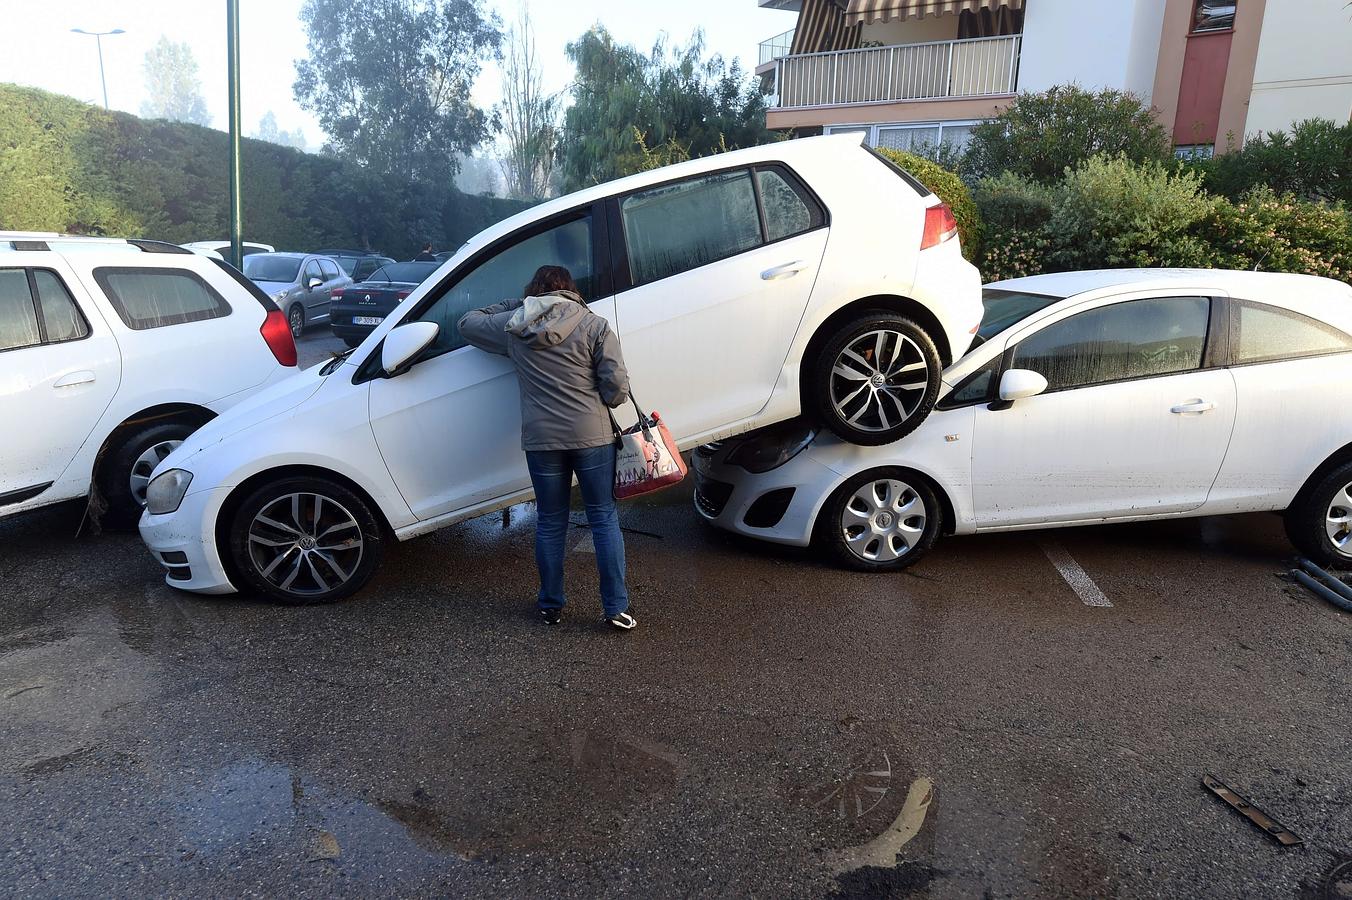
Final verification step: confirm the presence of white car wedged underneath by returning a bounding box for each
[695,269,1352,571]
[138,134,982,602]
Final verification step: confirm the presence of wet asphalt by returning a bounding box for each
[2,332,1351,899]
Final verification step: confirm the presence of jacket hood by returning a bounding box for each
[505,290,588,348]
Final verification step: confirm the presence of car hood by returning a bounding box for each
[163,365,329,467]
[252,280,294,294]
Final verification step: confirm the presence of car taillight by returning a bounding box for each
[260,310,298,367]
[921,202,959,250]
[396,290,411,299]
[331,288,345,299]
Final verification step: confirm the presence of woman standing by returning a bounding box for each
[458,266,637,631]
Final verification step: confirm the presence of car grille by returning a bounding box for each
[694,478,733,518]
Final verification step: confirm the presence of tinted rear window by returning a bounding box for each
[243,255,302,282]
[93,267,232,330]
[367,262,439,284]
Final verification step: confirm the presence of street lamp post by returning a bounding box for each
[70,27,125,110]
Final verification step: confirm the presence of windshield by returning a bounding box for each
[332,256,358,275]
[978,289,1062,341]
[243,255,302,283]
[366,262,439,284]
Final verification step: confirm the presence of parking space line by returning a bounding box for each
[1040,539,1113,608]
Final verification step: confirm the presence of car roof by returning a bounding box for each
[987,268,1350,300]
[444,132,869,267]
[249,251,310,260]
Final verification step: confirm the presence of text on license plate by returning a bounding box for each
[353,316,383,326]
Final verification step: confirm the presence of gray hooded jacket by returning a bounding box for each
[458,290,631,452]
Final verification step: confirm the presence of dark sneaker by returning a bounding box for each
[539,608,562,625]
[604,608,637,631]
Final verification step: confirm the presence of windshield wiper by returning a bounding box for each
[319,348,354,376]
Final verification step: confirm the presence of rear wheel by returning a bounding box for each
[97,419,196,528]
[341,334,363,349]
[287,303,305,339]
[820,469,942,572]
[809,313,941,446]
[1285,461,1352,567]
[227,476,385,604]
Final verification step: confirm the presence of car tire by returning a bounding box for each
[809,313,941,446]
[1284,460,1352,567]
[97,419,197,529]
[287,303,305,339]
[227,476,384,604]
[819,468,942,572]
[342,335,363,349]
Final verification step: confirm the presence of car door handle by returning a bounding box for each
[761,261,807,281]
[54,371,96,388]
[1171,399,1216,414]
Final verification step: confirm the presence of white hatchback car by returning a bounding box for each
[0,233,298,527]
[695,269,1352,570]
[138,134,981,602]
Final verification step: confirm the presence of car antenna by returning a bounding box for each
[1253,247,1272,272]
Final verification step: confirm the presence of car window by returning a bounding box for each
[979,289,1062,341]
[621,169,762,286]
[303,260,323,285]
[33,270,89,343]
[93,267,232,330]
[416,214,594,356]
[1232,300,1352,365]
[243,255,302,282]
[1012,296,1210,391]
[353,260,375,280]
[319,259,340,280]
[0,268,41,351]
[334,256,358,275]
[758,168,819,242]
[940,359,999,408]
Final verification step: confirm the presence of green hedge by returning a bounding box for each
[875,147,980,261]
[0,83,527,258]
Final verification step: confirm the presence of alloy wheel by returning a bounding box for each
[129,440,183,506]
[839,478,927,563]
[829,330,929,434]
[247,492,364,597]
[1327,482,1352,553]
[288,306,304,338]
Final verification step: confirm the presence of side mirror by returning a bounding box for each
[306,276,324,290]
[995,368,1049,406]
[381,321,440,376]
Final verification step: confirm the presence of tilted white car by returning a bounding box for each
[695,270,1352,570]
[0,233,298,527]
[138,134,981,602]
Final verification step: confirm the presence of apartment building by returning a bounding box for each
[757,0,1352,156]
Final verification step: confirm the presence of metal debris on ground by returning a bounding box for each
[1202,774,1303,846]
[1290,558,1352,614]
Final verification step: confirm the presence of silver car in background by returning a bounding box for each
[243,252,352,338]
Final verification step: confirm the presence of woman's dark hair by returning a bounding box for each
[524,265,579,299]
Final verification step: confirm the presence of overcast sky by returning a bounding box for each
[0,0,797,150]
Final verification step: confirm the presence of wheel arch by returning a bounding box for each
[93,403,217,474]
[811,463,959,542]
[213,464,398,584]
[802,295,954,382]
[1288,441,1352,513]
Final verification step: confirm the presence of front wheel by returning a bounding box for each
[287,303,305,339]
[808,314,941,446]
[1285,461,1352,567]
[227,476,385,604]
[820,469,942,572]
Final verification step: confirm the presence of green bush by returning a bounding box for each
[875,147,979,261]
[965,85,1173,184]
[1193,187,1352,283]
[972,172,1054,281]
[1184,118,1352,204]
[1047,154,1217,270]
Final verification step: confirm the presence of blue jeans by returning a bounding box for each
[525,444,629,617]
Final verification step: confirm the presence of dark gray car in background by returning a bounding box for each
[242,252,353,338]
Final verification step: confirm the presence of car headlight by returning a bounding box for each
[724,420,817,474]
[145,469,194,515]
[273,290,289,301]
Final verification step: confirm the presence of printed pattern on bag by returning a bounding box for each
[614,412,687,500]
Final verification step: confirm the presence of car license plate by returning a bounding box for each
[353,316,383,326]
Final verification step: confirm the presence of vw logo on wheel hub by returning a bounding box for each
[298,536,317,551]
[870,373,886,388]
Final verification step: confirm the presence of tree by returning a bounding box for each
[558,27,775,192]
[140,36,211,126]
[496,5,558,200]
[254,111,309,152]
[964,85,1172,183]
[293,0,501,185]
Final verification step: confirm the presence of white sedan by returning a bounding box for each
[138,134,980,603]
[695,269,1352,570]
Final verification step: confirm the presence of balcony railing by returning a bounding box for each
[759,28,795,67]
[772,34,1021,109]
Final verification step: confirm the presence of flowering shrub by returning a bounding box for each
[1196,187,1352,283]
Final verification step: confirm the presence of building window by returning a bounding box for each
[1174,144,1215,160]
[829,121,978,154]
[1192,1,1236,33]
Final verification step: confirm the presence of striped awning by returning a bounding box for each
[791,0,862,55]
[844,0,1024,25]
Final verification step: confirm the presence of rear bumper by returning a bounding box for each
[138,486,237,595]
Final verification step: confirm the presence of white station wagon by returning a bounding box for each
[138,134,981,602]
[694,270,1352,571]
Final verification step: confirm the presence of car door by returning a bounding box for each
[367,208,611,521]
[301,259,327,316]
[971,294,1237,527]
[0,264,120,506]
[609,165,829,443]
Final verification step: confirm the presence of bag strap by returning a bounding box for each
[603,320,651,439]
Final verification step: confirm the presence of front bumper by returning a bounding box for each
[138,486,237,595]
[692,444,840,547]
